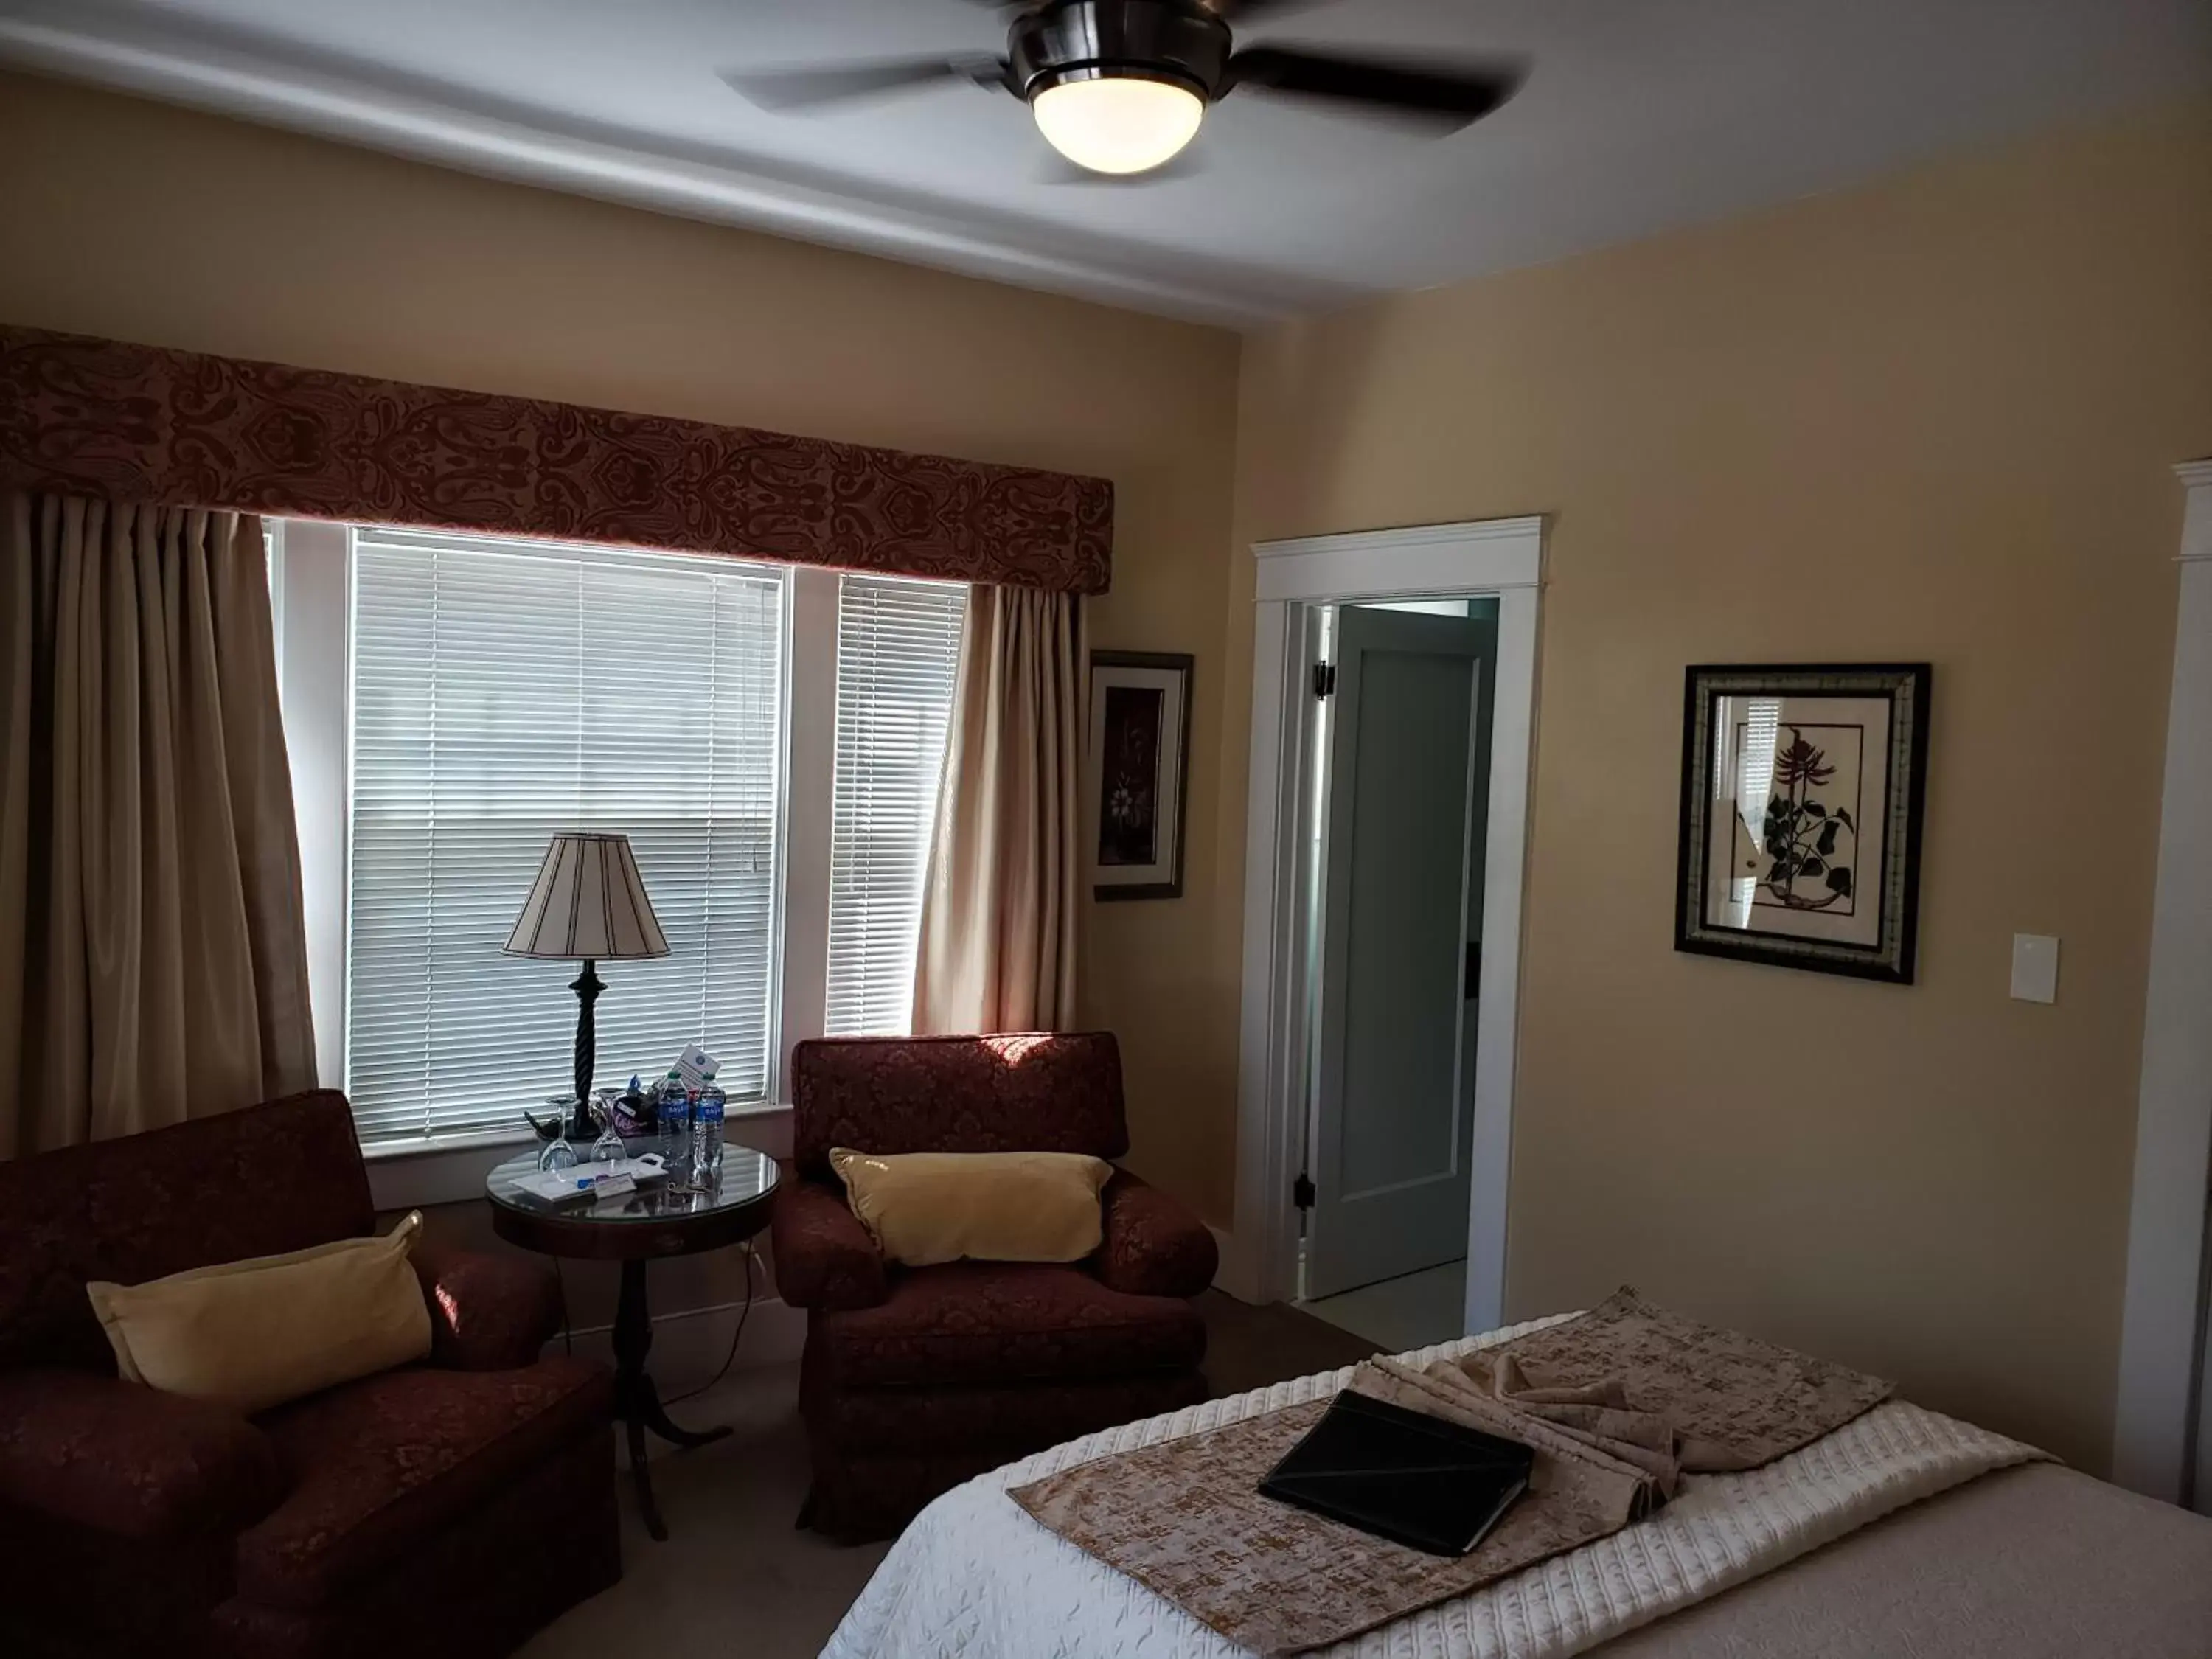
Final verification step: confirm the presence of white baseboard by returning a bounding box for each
[557,1292,809,1397]
[1209,1223,1261,1303]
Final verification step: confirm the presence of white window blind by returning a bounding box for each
[824,574,967,1036]
[348,528,787,1150]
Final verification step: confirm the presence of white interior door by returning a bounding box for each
[1307,605,1495,1301]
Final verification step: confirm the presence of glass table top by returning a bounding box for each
[486,1142,777,1224]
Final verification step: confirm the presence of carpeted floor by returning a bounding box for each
[1196,1286,1380,1395]
[521,1292,1378,1658]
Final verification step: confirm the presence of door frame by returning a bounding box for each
[1228,516,1544,1332]
[2112,459,2212,1506]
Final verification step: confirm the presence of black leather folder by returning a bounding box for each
[1258,1388,1534,1557]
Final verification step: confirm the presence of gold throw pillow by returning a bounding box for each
[86,1213,434,1414]
[829,1148,1113,1268]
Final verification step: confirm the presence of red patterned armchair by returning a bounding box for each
[773,1032,1217,1540]
[0,1092,616,1659]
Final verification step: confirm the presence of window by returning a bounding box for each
[827,575,967,1035]
[347,529,787,1150]
[276,526,970,1159]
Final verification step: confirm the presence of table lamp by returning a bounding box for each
[505,832,669,1138]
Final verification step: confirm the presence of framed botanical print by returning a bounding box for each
[1675,663,1932,983]
[1088,650,1193,902]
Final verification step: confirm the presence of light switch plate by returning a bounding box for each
[2010,933,2059,1004]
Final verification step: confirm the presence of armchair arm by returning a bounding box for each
[1095,1170,1218,1298]
[771,1172,888,1311]
[0,1368,283,1540]
[411,1236,563,1370]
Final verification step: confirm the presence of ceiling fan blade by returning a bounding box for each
[1225,46,1526,127]
[720,56,1012,112]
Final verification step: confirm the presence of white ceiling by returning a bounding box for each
[3,0,2208,325]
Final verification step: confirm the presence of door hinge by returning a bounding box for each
[1293,1172,1316,1210]
[1312,661,1337,698]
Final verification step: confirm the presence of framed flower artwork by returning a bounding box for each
[1674,664,1933,982]
[1088,650,1193,902]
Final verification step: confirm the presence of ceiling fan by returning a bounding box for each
[722,0,1527,179]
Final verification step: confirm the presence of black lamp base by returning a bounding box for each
[569,959,603,1140]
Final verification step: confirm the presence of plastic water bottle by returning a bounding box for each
[658,1070,692,1184]
[692,1069,726,1189]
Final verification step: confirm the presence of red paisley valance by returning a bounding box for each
[0,326,1112,594]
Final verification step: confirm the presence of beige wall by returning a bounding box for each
[0,74,1248,1311]
[1229,101,2212,1470]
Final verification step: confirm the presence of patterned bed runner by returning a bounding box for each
[827,1309,2045,1659]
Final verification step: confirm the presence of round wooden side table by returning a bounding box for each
[486,1144,779,1542]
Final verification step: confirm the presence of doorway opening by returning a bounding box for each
[1229,515,1543,1347]
[1293,597,1499,1354]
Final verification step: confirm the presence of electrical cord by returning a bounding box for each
[546,1238,750,1394]
[667,1241,757,1406]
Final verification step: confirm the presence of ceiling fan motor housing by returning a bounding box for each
[1009,0,1232,105]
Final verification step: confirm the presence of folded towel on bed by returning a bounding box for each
[1487,1286,1896,1472]
[1006,1287,1900,1656]
[1351,1349,1678,1526]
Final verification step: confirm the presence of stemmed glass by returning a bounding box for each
[538,1100,580,1174]
[588,1095,625,1165]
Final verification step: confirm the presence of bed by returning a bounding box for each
[824,1314,2212,1659]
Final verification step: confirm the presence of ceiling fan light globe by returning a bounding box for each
[1032,74,1205,175]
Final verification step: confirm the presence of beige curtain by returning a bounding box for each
[0,493,316,1158]
[913,585,1085,1034]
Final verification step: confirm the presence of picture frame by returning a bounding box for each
[1674,662,1933,983]
[1088,650,1193,902]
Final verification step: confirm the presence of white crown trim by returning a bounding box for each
[0,14,1304,327]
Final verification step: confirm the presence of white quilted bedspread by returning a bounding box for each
[823,1312,2046,1659]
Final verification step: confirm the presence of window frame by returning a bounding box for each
[273,529,914,1209]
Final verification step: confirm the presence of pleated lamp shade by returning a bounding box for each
[503,833,669,961]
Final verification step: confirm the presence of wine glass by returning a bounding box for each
[538,1099,580,1174]
[588,1096,625,1165]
